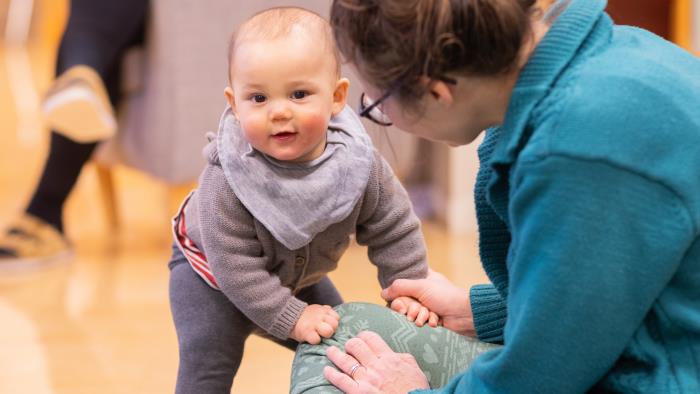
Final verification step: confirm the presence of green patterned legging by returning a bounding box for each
[290,302,501,393]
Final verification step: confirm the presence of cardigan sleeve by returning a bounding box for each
[413,155,694,393]
[355,150,429,288]
[470,284,507,343]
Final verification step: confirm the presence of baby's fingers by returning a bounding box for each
[428,311,439,327]
[406,301,421,322]
[415,306,430,327]
[307,331,322,345]
[323,314,339,331]
[323,305,340,320]
[391,298,408,314]
[317,322,336,339]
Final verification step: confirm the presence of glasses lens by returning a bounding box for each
[361,94,392,125]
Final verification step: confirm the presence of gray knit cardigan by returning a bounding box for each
[181,142,428,340]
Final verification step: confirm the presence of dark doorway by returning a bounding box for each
[606,0,672,39]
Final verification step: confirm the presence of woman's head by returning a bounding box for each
[331,0,539,145]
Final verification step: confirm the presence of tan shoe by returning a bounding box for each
[0,214,72,271]
[41,65,117,143]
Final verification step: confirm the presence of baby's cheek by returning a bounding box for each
[299,112,329,135]
[240,117,267,144]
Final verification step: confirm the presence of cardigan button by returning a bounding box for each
[294,256,306,266]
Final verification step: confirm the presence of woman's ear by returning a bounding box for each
[420,76,454,108]
[331,78,350,115]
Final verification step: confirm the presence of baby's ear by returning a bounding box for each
[331,78,350,116]
[224,86,237,113]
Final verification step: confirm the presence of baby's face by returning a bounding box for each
[226,29,347,162]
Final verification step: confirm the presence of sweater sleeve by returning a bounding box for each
[197,164,307,340]
[356,151,429,288]
[470,284,507,343]
[415,155,694,393]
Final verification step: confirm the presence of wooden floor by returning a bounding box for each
[0,42,487,393]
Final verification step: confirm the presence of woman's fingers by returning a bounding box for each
[356,331,394,355]
[327,346,359,372]
[326,345,367,383]
[344,336,378,366]
[323,366,357,393]
[381,278,425,302]
[324,334,431,393]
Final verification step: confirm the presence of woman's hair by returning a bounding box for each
[331,0,536,108]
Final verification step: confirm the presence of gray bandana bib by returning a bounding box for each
[216,105,374,250]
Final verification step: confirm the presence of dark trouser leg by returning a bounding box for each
[25,135,98,232]
[56,0,149,78]
[25,0,148,232]
[169,248,255,394]
[169,244,344,393]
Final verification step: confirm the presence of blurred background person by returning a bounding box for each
[0,0,148,268]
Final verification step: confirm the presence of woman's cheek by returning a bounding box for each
[385,104,426,138]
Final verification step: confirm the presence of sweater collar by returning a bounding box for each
[489,0,609,169]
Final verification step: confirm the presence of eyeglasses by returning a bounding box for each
[358,76,458,127]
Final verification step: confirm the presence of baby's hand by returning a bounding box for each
[290,304,340,344]
[390,296,440,328]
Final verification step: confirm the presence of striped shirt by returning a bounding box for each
[172,193,220,289]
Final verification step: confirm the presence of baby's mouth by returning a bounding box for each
[271,131,297,141]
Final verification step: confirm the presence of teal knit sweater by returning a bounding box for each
[416,0,700,392]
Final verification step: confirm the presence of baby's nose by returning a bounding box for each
[269,101,292,121]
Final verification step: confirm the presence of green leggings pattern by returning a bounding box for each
[290,302,500,393]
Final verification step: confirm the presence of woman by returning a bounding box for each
[291,0,700,392]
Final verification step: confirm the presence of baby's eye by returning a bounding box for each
[251,94,266,103]
[291,90,309,100]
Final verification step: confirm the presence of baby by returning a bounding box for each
[168,7,433,392]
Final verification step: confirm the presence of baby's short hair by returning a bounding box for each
[227,7,341,83]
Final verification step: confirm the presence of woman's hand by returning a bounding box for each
[323,331,430,394]
[382,269,476,337]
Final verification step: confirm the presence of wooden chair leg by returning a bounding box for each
[94,163,119,230]
[671,0,693,51]
[167,183,196,221]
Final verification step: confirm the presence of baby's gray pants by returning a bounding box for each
[168,245,343,394]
